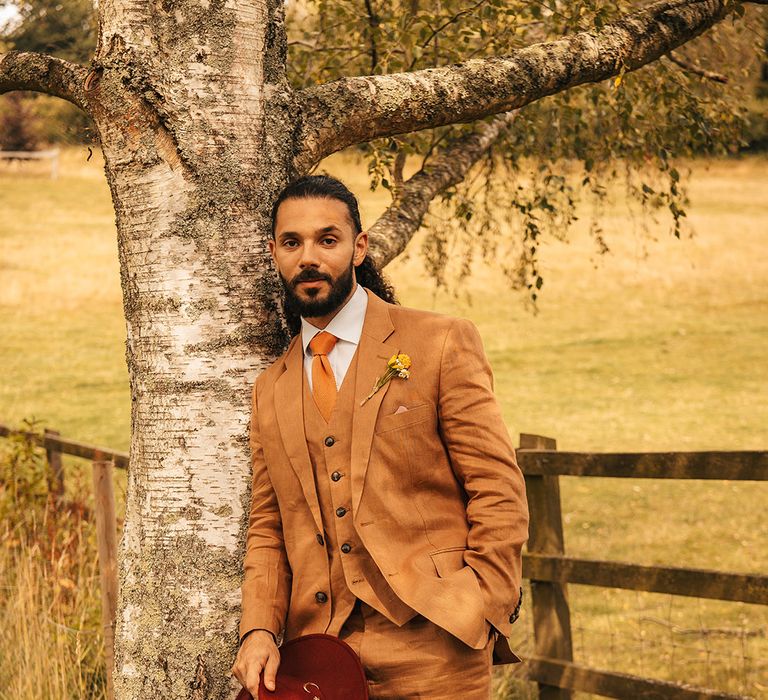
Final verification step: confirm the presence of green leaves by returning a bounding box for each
[2,0,97,64]
[287,0,758,302]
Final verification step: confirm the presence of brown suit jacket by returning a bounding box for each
[239,288,529,659]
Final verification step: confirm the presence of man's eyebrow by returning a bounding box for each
[275,224,341,239]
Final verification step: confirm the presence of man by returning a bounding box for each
[231,175,529,699]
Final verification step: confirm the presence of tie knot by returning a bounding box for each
[309,331,338,357]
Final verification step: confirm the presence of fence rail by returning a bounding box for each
[516,449,768,480]
[0,423,129,468]
[516,432,768,700]
[523,554,768,605]
[525,657,747,700]
[0,148,60,179]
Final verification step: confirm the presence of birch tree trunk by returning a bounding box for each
[87,2,300,696]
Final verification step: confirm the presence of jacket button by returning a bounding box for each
[324,436,335,447]
[315,591,328,604]
[335,507,347,517]
[316,533,324,545]
[331,471,342,482]
[340,543,352,554]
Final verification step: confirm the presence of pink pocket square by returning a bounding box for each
[394,405,409,414]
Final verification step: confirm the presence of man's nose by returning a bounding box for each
[298,241,320,268]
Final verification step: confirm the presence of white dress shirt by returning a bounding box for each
[301,283,368,391]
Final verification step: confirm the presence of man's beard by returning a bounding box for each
[281,259,355,319]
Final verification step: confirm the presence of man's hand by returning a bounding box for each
[231,629,280,695]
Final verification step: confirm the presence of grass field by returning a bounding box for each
[1,147,767,698]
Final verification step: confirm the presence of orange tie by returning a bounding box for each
[309,331,338,421]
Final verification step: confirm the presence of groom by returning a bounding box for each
[231,175,529,699]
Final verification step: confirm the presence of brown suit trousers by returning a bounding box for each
[340,600,494,699]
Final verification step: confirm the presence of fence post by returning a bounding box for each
[44,428,65,504]
[520,433,574,700]
[92,453,118,700]
[50,148,59,180]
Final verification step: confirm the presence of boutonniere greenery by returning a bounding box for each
[360,352,411,406]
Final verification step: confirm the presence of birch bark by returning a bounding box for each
[85,2,300,696]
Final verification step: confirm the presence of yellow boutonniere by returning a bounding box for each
[360,352,411,406]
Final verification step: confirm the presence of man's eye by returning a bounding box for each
[321,237,337,245]
[283,240,298,248]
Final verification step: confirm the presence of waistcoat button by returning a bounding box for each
[315,591,328,603]
[316,533,324,545]
[324,436,335,447]
[331,471,342,482]
[340,543,352,554]
[335,507,347,518]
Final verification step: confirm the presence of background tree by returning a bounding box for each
[0,0,96,143]
[0,89,39,149]
[1,0,96,63]
[749,11,768,148]
[0,0,766,697]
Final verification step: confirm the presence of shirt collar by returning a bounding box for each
[301,283,369,356]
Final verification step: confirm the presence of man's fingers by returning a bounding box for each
[232,655,265,696]
[231,634,279,696]
[262,648,281,692]
[231,661,247,686]
[244,660,266,696]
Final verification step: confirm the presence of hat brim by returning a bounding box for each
[236,633,368,700]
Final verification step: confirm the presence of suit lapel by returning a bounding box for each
[273,336,324,533]
[351,289,398,514]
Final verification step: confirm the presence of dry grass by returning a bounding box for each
[1,147,767,698]
[0,531,106,700]
[0,432,106,700]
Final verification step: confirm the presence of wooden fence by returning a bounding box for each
[517,432,768,700]
[0,149,60,179]
[1,423,766,699]
[0,423,126,700]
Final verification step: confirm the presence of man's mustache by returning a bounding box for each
[290,269,332,287]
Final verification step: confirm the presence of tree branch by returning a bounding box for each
[363,0,380,73]
[297,0,754,164]
[0,51,89,111]
[665,51,728,82]
[367,112,516,268]
[417,0,486,51]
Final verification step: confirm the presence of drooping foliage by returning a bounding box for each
[287,0,766,301]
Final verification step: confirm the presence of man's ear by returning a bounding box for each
[267,237,276,261]
[353,231,368,266]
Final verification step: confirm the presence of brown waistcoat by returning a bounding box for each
[302,348,417,635]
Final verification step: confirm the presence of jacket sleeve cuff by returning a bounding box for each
[239,627,277,648]
[238,604,284,646]
[486,586,524,638]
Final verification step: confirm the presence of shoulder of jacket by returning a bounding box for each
[388,303,476,338]
[388,302,464,328]
[253,335,300,390]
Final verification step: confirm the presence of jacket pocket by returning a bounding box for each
[374,403,432,434]
[429,546,468,577]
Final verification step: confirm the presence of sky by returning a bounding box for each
[0,5,19,28]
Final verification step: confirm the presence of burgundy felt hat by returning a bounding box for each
[236,633,368,700]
